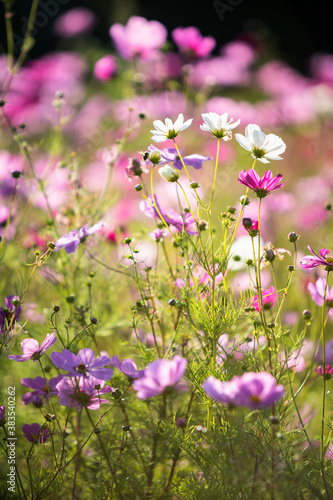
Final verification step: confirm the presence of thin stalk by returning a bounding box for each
[208,138,221,211]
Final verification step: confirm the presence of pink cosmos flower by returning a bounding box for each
[133,355,187,399]
[51,348,113,380]
[21,375,63,405]
[111,356,144,380]
[54,221,105,254]
[53,7,97,37]
[109,16,167,61]
[300,246,333,271]
[56,377,112,410]
[316,365,333,379]
[308,277,333,314]
[251,286,278,311]
[238,169,285,198]
[203,372,285,409]
[202,376,241,406]
[8,331,57,362]
[93,55,117,81]
[172,27,216,58]
[22,423,50,444]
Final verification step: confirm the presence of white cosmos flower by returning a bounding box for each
[200,112,240,140]
[150,113,193,143]
[235,124,286,163]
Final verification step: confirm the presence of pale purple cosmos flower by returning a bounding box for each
[251,286,278,311]
[22,423,50,444]
[21,375,63,405]
[133,355,187,399]
[300,246,333,271]
[111,356,143,380]
[140,195,198,235]
[147,145,211,170]
[172,26,216,58]
[54,221,105,253]
[238,169,285,198]
[109,16,167,61]
[148,228,168,242]
[8,331,57,362]
[308,277,333,314]
[93,55,117,81]
[51,348,113,380]
[235,124,286,163]
[0,295,21,335]
[56,376,112,410]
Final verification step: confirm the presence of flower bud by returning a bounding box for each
[302,309,312,320]
[190,181,200,189]
[227,206,237,214]
[149,150,162,165]
[123,237,133,244]
[288,232,299,243]
[158,165,180,183]
[240,195,250,206]
[134,184,143,191]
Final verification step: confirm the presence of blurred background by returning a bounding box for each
[1,0,332,73]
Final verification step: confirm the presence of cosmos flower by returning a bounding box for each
[200,112,240,140]
[93,55,117,81]
[22,423,50,444]
[251,286,278,311]
[308,277,333,314]
[203,372,285,409]
[109,16,167,61]
[21,375,63,405]
[133,355,187,399]
[8,331,57,362]
[300,246,333,271]
[0,295,21,335]
[172,26,216,58]
[235,124,286,163]
[54,221,105,254]
[110,356,144,380]
[56,377,112,410]
[147,145,211,170]
[51,348,113,380]
[238,169,285,198]
[150,113,193,142]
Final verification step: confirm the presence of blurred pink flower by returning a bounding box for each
[109,16,167,61]
[53,7,97,37]
[251,286,278,311]
[93,55,117,81]
[172,27,215,58]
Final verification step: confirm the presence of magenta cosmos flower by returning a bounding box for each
[251,286,278,311]
[56,377,112,410]
[203,372,285,409]
[54,221,105,254]
[109,16,167,61]
[21,375,63,405]
[111,356,143,380]
[0,405,5,423]
[238,169,285,198]
[8,331,57,362]
[22,423,50,444]
[300,246,333,271]
[51,348,113,380]
[172,26,216,58]
[133,355,187,399]
[308,277,333,313]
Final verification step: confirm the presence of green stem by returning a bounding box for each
[208,138,220,212]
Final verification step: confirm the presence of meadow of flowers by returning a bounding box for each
[1,5,333,499]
